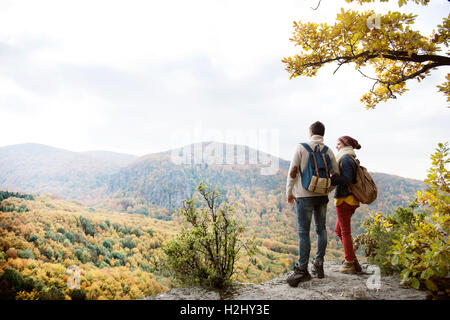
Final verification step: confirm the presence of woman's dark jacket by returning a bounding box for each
[331,155,357,198]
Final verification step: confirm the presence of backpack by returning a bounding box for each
[299,143,332,194]
[346,157,378,205]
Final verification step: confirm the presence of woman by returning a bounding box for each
[331,136,362,274]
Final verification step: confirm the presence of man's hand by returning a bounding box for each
[287,194,296,205]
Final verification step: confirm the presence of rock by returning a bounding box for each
[145,287,221,300]
[144,261,429,300]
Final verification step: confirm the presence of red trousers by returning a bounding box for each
[335,202,358,262]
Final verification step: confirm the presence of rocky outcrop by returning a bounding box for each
[145,261,429,300]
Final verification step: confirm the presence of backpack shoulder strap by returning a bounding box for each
[300,143,313,153]
[321,145,329,154]
[346,155,358,168]
[338,155,355,171]
[341,155,358,184]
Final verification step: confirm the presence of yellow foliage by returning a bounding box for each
[282,1,449,108]
[15,289,41,300]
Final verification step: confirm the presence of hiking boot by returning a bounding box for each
[339,261,356,274]
[354,257,362,273]
[311,260,325,279]
[287,263,312,287]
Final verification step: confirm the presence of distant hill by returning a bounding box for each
[367,172,425,211]
[81,150,138,168]
[0,143,138,199]
[0,142,425,213]
[104,141,425,213]
[107,141,289,210]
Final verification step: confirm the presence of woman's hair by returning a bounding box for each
[338,136,361,149]
[310,121,325,136]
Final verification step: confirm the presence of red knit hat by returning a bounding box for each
[338,136,361,149]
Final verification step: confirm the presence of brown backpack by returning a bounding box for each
[348,158,378,205]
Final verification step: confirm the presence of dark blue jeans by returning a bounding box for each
[295,196,328,269]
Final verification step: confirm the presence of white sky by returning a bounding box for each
[0,0,448,180]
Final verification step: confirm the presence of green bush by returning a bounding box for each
[94,245,108,257]
[43,247,54,259]
[164,182,256,289]
[112,251,124,261]
[102,239,113,249]
[113,259,124,267]
[56,249,65,261]
[74,248,90,264]
[390,143,450,297]
[17,204,29,212]
[121,237,136,250]
[69,289,86,300]
[356,143,450,298]
[27,234,38,243]
[80,216,96,236]
[133,207,148,215]
[41,286,65,300]
[0,269,43,299]
[117,226,129,234]
[140,263,152,273]
[0,205,15,212]
[131,228,141,237]
[0,268,24,291]
[95,260,110,268]
[354,206,422,274]
[64,231,75,243]
[103,257,111,266]
[18,248,35,259]
[45,231,58,241]
[0,191,34,201]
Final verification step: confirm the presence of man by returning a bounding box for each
[286,121,339,286]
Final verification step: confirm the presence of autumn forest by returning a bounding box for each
[0,142,425,299]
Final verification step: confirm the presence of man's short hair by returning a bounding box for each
[310,121,325,136]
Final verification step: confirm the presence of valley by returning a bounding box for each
[0,141,425,299]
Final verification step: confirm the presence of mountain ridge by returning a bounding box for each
[0,141,425,182]
[0,141,425,216]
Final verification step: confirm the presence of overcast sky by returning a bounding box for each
[0,0,448,180]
